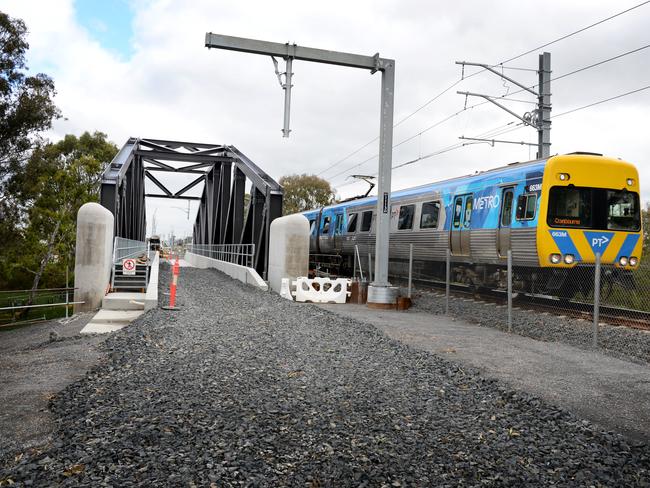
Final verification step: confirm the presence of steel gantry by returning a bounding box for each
[204,32,397,306]
[100,138,283,277]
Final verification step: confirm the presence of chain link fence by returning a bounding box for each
[388,246,650,349]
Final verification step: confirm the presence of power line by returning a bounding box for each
[497,0,650,65]
[319,2,649,179]
[461,43,650,114]
[553,83,650,118]
[316,77,464,177]
[334,82,650,191]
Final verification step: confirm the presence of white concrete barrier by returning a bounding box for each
[293,277,350,303]
[74,203,114,312]
[184,252,268,291]
[144,251,160,310]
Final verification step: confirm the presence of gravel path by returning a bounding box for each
[0,313,103,459]
[2,266,649,486]
[411,289,650,365]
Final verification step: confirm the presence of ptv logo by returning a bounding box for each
[591,235,610,248]
[584,231,614,253]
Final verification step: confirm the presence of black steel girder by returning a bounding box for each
[100,137,283,278]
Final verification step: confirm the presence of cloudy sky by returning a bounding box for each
[4,0,650,239]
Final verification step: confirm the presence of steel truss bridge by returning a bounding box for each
[100,138,283,277]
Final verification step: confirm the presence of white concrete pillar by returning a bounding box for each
[74,203,114,312]
[268,214,310,294]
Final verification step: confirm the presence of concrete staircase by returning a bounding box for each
[81,292,145,334]
[80,252,161,335]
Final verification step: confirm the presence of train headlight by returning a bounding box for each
[629,256,638,266]
[564,254,575,264]
[558,173,570,181]
[550,254,562,264]
[627,178,635,186]
[619,256,629,266]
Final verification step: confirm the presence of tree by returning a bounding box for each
[0,11,59,187]
[0,11,60,289]
[5,132,117,298]
[279,174,335,215]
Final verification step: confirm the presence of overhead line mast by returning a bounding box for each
[456,52,551,159]
[204,33,398,307]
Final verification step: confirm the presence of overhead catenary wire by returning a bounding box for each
[316,1,650,178]
[330,43,650,185]
[333,81,650,190]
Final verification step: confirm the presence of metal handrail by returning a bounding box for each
[0,301,84,311]
[113,236,148,264]
[188,243,255,268]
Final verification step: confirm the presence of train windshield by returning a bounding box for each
[547,186,640,231]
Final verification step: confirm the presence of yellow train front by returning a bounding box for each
[537,154,643,269]
[536,153,642,296]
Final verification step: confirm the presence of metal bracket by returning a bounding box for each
[458,91,539,128]
[459,136,538,147]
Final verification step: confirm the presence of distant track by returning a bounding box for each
[410,277,650,331]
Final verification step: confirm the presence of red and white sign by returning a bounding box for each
[122,258,136,275]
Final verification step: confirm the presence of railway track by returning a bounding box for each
[409,277,650,331]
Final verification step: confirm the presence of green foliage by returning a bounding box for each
[0,132,118,290]
[279,174,335,215]
[0,10,61,290]
[0,11,60,180]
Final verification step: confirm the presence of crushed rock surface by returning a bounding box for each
[411,289,650,365]
[2,266,649,486]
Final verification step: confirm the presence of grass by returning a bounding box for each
[0,290,74,327]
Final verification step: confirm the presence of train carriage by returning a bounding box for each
[302,152,642,297]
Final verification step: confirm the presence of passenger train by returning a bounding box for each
[302,152,643,297]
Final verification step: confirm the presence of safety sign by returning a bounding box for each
[122,258,136,275]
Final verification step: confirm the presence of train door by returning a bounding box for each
[333,212,344,253]
[497,187,514,257]
[309,211,322,254]
[318,213,332,254]
[450,194,472,255]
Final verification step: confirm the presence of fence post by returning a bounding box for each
[593,252,601,348]
[355,245,364,282]
[445,248,450,315]
[408,243,413,298]
[507,249,512,333]
[65,265,69,319]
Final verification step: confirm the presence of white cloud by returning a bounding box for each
[4,0,650,238]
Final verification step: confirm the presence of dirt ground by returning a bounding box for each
[0,313,105,460]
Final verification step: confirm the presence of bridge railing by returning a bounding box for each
[188,243,255,268]
[113,236,148,264]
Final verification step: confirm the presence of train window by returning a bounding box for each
[607,190,640,231]
[420,201,440,229]
[516,194,537,221]
[309,219,316,235]
[398,205,415,230]
[347,213,358,233]
[453,197,463,228]
[334,213,345,235]
[463,197,473,228]
[360,211,373,232]
[547,187,593,228]
[322,216,331,234]
[501,190,514,226]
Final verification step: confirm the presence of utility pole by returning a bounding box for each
[537,52,551,159]
[456,52,551,159]
[204,33,397,307]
